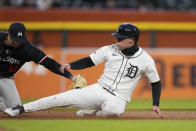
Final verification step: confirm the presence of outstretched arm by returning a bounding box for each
[151,80,165,119]
[40,56,73,79]
[152,80,161,106]
[25,42,73,79]
[70,56,95,70]
[60,56,95,73]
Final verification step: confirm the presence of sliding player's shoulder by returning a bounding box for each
[99,44,117,52]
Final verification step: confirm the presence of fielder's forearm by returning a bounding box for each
[41,57,73,79]
[70,56,95,70]
[151,80,162,106]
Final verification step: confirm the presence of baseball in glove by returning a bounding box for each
[68,75,87,89]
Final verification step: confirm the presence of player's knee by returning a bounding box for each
[96,108,124,117]
[102,105,125,116]
[109,107,124,116]
[101,100,126,117]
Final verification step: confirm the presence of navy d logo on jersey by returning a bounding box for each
[124,63,138,79]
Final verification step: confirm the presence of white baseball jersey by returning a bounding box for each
[22,44,160,116]
[90,44,160,102]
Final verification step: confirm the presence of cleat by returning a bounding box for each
[4,105,24,117]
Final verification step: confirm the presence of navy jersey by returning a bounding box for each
[0,32,46,77]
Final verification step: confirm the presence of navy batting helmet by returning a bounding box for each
[112,23,140,44]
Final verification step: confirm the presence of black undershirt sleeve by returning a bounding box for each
[151,80,162,106]
[40,57,72,79]
[70,56,95,70]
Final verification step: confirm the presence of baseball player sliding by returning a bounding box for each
[0,22,83,112]
[5,23,164,119]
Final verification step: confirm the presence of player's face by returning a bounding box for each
[117,38,135,50]
[6,34,22,47]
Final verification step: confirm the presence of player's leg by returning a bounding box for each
[96,94,127,117]
[0,78,21,111]
[4,83,105,116]
[76,109,99,117]
[23,83,105,112]
[76,87,127,117]
[0,96,6,111]
[76,96,126,117]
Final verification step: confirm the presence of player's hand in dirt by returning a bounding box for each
[60,64,71,73]
[152,105,165,119]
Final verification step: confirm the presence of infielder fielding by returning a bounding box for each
[0,22,85,112]
[5,23,164,118]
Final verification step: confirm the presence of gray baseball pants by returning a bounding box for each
[0,77,21,111]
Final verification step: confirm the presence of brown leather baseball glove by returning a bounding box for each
[68,75,87,89]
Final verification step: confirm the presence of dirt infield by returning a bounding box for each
[1,110,196,120]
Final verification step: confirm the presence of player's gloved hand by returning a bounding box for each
[152,105,165,119]
[68,74,87,89]
[60,64,71,73]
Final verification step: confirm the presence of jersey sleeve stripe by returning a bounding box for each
[38,56,48,64]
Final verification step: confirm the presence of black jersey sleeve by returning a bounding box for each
[70,56,95,70]
[40,57,73,79]
[151,80,162,106]
[25,42,46,63]
[25,42,72,79]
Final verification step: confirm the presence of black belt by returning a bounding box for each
[0,76,13,79]
[103,87,116,96]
